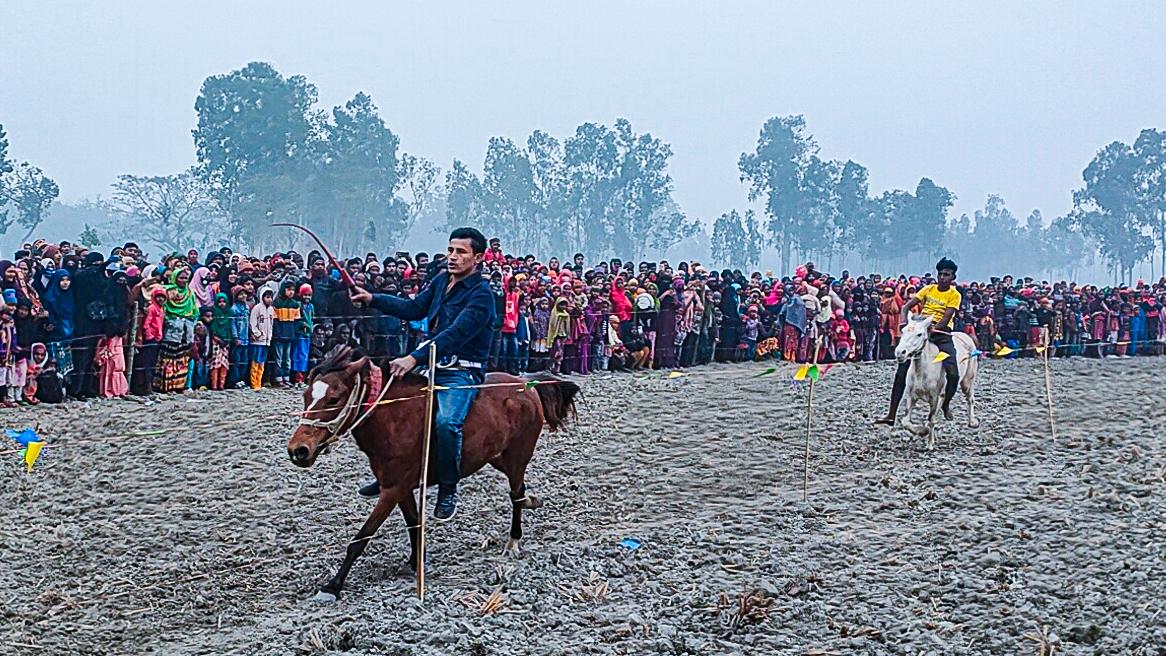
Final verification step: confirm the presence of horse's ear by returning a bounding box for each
[344,355,370,377]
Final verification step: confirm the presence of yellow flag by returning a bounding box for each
[1034,346,1045,354]
[667,371,686,379]
[932,352,949,363]
[24,441,43,472]
[996,346,1014,357]
[794,364,809,381]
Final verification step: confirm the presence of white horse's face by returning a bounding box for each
[895,316,933,362]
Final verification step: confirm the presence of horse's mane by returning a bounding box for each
[308,344,430,388]
[310,345,365,377]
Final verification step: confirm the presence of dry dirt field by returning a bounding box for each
[1,357,1164,655]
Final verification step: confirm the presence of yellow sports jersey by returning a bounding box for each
[914,284,961,329]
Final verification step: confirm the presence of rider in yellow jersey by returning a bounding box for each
[875,258,962,424]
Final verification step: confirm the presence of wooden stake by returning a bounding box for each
[417,341,437,600]
[1041,328,1056,443]
[803,335,823,502]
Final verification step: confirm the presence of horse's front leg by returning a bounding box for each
[398,489,421,572]
[315,485,405,602]
[900,397,919,437]
[924,396,939,449]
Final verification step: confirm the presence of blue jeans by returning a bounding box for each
[433,368,483,489]
[517,342,529,374]
[501,332,518,374]
[229,343,250,386]
[272,341,292,378]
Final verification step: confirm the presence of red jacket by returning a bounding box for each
[143,303,165,342]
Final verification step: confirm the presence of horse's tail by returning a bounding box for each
[529,374,581,431]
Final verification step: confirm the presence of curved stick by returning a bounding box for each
[271,222,356,288]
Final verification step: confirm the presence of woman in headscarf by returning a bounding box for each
[678,278,704,367]
[878,285,905,360]
[546,297,571,374]
[33,258,55,297]
[654,280,681,369]
[41,269,75,378]
[716,280,742,362]
[159,268,198,392]
[0,261,22,303]
[779,286,807,362]
[191,266,214,309]
[641,283,660,366]
[68,252,113,399]
[609,278,633,338]
[566,294,589,375]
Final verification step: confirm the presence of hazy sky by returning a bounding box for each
[3,1,1165,228]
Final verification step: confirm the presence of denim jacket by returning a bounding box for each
[230,303,250,346]
[369,269,495,366]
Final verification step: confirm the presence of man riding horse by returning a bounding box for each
[349,227,494,522]
[875,258,962,425]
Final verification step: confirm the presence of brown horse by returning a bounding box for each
[286,346,579,602]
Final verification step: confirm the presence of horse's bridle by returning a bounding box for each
[298,362,395,448]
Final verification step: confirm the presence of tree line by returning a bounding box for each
[0,124,59,244]
[4,60,1165,284]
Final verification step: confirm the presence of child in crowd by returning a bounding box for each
[743,305,760,360]
[271,281,301,388]
[134,287,166,395]
[292,283,313,386]
[229,287,251,388]
[308,323,328,373]
[831,308,854,362]
[249,289,274,389]
[24,342,47,404]
[194,308,213,389]
[207,293,232,390]
[95,332,128,398]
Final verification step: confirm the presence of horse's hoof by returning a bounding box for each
[968,419,981,429]
[313,591,338,603]
[522,494,543,510]
[504,538,521,556]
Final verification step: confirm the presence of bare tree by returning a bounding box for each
[0,162,59,242]
[110,168,226,254]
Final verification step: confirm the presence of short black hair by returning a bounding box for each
[936,257,958,274]
[449,227,487,254]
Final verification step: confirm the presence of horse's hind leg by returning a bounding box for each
[492,458,540,556]
[965,386,979,428]
[506,482,526,555]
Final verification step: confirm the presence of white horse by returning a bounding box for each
[894,315,980,449]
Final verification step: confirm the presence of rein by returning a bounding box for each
[298,362,396,448]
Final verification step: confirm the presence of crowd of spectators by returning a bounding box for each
[0,236,1162,405]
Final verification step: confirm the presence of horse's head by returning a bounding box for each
[895,315,933,362]
[287,346,371,468]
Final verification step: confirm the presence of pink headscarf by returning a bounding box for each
[191,266,214,308]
